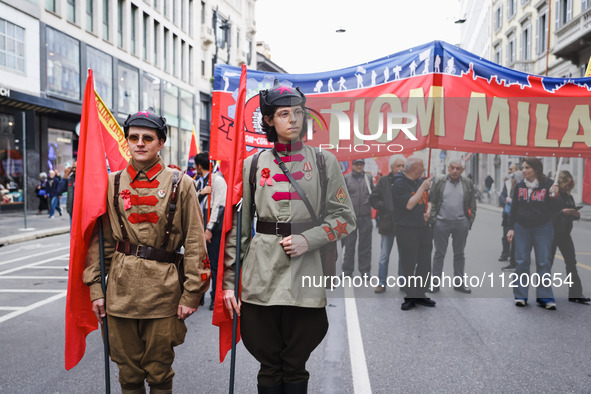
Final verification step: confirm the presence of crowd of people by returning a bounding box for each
[63,79,587,393]
[35,163,76,221]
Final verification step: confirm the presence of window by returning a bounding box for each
[507,0,516,19]
[46,27,80,100]
[236,28,240,50]
[67,0,77,23]
[87,0,94,32]
[103,0,109,40]
[216,15,229,48]
[141,73,160,114]
[153,21,159,66]
[584,0,590,11]
[117,0,123,48]
[495,6,503,31]
[189,45,193,84]
[494,45,502,64]
[143,13,148,60]
[556,0,572,28]
[173,0,177,25]
[189,0,193,35]
[536,11,548,55]
[521,25,531,60]
[201,1,205,23]
[131,4,138,55]
[162,82,179,164]
[163,0,168,17]
[246,37,252,64]
[46,0,56,12]
[163,28,169,71]
[154,0,158,9]
[0,19,26,73]
[181,40,185,81]
[201,48,205,76]
[172,34,177,76]
[117,62,139,117]
[507,35,516,65]
[87,46,113,108]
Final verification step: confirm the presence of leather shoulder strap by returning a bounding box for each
[161,170,182,249]
[249,150,263,217]
[113,170,129,241]
[315,148,328,220]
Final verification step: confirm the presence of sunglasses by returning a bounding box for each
[128,134,157,144]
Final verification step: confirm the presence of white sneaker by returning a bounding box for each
[48,215,54,219]
[544,302,557,310]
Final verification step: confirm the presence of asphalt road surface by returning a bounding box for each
[1,206,590,393]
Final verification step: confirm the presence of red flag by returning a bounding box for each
[212,64,247,362]
[64,69,128,369]
[188,126,200,162]
[95,91,130,170]
[583,159,591,205]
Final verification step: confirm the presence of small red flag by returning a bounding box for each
[64,69,128,370]
[212,64,247,362]
[188,126,200,162]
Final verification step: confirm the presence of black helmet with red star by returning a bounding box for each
[123,108,168,142]
[259,79,306,118]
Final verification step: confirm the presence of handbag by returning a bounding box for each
[37,189,46,197]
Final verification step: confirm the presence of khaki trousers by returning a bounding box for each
[107,315,187,390]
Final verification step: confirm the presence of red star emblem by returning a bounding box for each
[276,86,293,94]
[137,111,151,117]
[333,220,349,238]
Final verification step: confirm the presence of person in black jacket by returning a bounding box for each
[47,170,63,218]
[392,156,435,311]
[507,157,560,310]
[370,156,405,293]
[551,170,589,304]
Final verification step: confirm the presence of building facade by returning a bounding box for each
[458,0,588,203]
[0,0,256,213]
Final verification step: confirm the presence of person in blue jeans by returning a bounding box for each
[507,157,560,310]
[47,170,63,218]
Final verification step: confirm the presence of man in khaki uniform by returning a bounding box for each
[222,80,356,394]
[83,110,210,394]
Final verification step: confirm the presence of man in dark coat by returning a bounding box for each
[369,156,405,293]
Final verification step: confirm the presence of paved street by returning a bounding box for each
[1,207,591,393]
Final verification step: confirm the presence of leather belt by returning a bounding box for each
[256,221,315,236]
[116,241,181,264]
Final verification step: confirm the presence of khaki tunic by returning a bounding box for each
[83,157,210,319]
[223,144,356,308]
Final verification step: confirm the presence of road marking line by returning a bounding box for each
[0,307,22,311]
[0,246,70,267]
[0,292,67,324]
[22,266,68,270]
[0,254,69,276]
[0,276,68,279]
[553,254,591,271]
[0,289,64,293]
[344,285,372,394]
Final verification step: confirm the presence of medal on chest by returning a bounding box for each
[158,189,166,198]
[303,161,313,181]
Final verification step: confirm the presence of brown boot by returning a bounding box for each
[121,383,146,394]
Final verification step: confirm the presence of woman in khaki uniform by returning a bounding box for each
[222,81,356,394]
[84,110,210,394]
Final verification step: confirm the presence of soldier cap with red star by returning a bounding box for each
[259,79,306,117]
[123,108,168,142]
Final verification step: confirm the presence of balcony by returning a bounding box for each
[201,26,214,45]
[554,9,591,63]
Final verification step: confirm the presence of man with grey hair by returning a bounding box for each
[392,156,435,310]
[370,155,405,293]
[428,158,477,293]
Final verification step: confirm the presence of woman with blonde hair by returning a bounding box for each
[551,170,589,304]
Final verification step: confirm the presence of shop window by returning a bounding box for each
[141,73,161,114]
[0,19,26,73]
[117,62,139,118]
[46,27,80,100]
[0,113,24,207]
[87,46,113,108]
[162,82,179,164]
[47,128,74,176]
